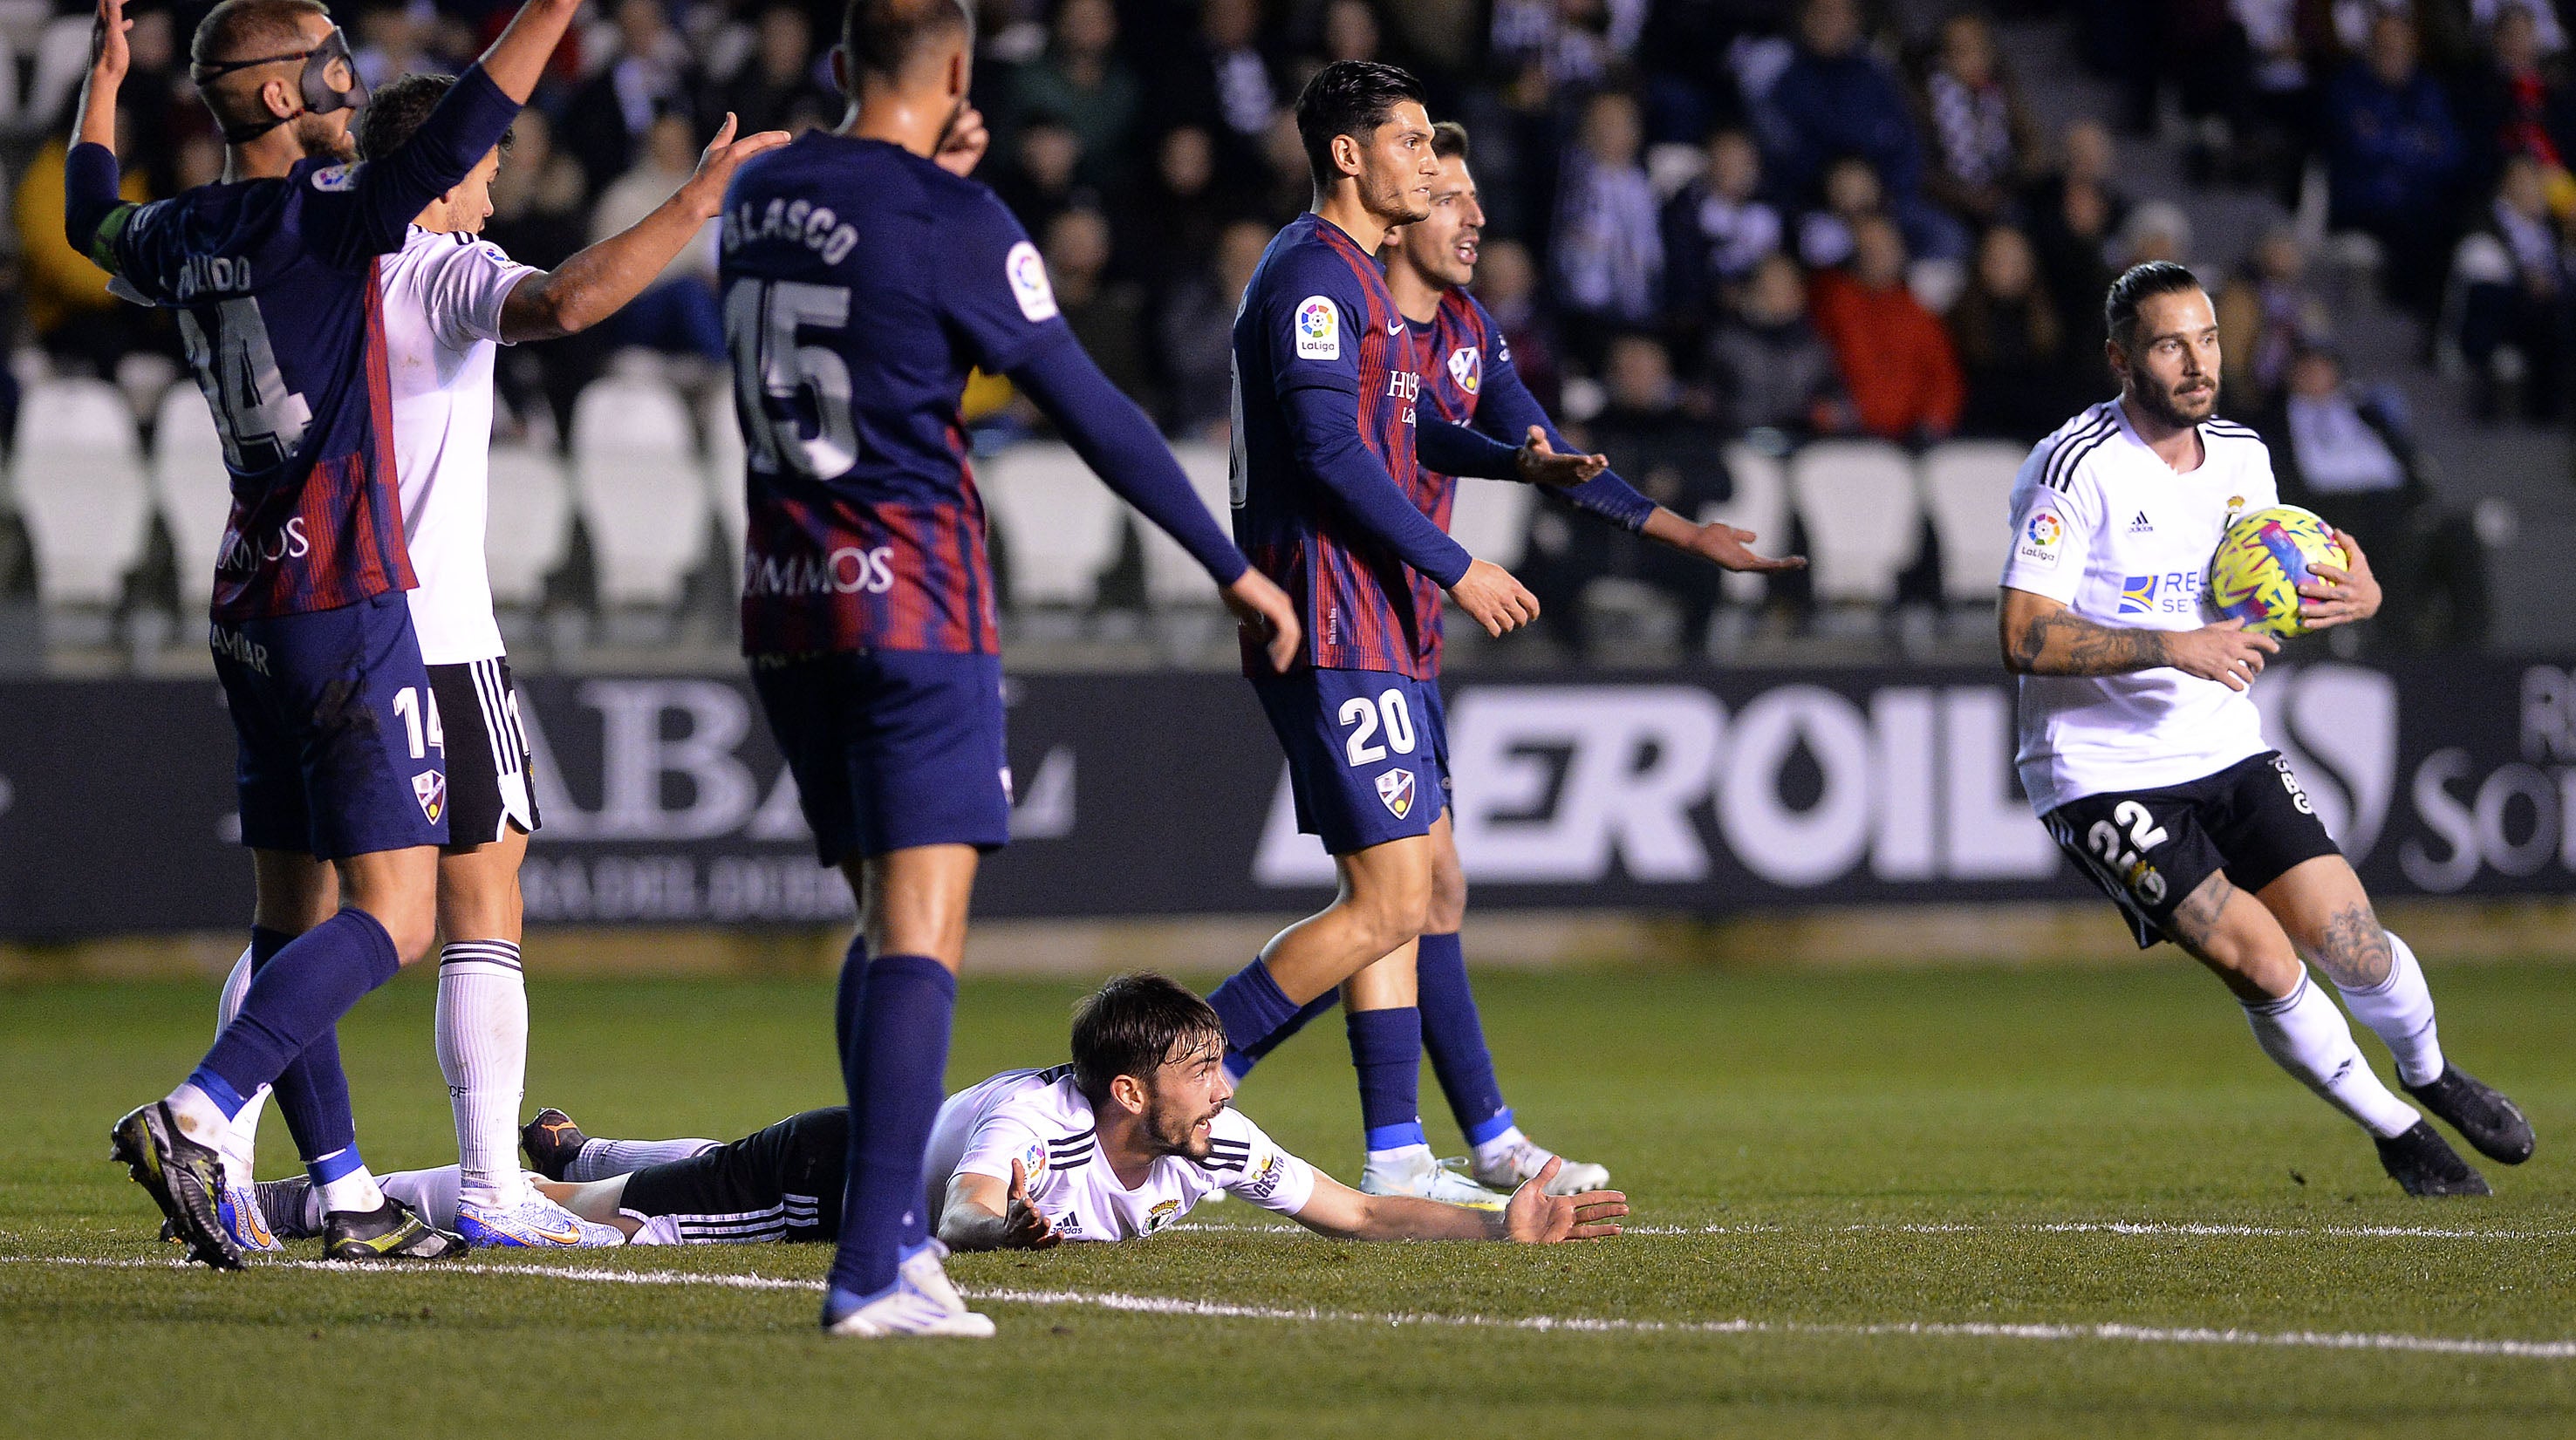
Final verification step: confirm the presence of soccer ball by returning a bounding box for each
[2206,506,2347,638]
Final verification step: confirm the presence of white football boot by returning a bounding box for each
[1358,1146,1510,1210]
[455,1191,626,1248]
[823,1245,995,1338]
[1470,1139,1611,1197]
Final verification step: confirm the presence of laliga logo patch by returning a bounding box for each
[308,163,358,192]
[413,770,447,824]
[1005,241,1059,323]
[1447,345,1480,395]
[1376,767,1416,819]
[1295,296,1340,360]
[2016,509,2065,568]
[1020,1141,1048,1184]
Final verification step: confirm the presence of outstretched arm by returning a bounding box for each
[64,0,128,261]
[939,1162,1063,1252]
[1288,1157,1627,1243]
[1999,587,2277,690]
[499,114,788,342]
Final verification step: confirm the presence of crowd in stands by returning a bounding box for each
[0,0,2555,657]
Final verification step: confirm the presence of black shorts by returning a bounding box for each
[2045,751,2341,950]
[617,1107,848,1244]
[426,658,540,849]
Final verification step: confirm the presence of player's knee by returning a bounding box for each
[1425,872,1467,936]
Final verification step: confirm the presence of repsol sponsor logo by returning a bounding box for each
[742,544,896,597]
[175,255,253,300]
[215,517,310,575]
[208,624,272,676]
[722,197,859,264]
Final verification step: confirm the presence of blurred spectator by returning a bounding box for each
[1914,11,2040,228]
[1157,0,1280,175]
[1044,208,1154,407]
[1807,214,1964,440]
[1950,227,2084,438]
[2026,118,2128,352]
[2325,12,2468,313]
[2113,200,2193,269]
[2258,345,2490,651]
[1321,0,1386,65]
[1551,91,1665,358]
[1706,251,1850,435]
[713,6,837,136]
[2217,227,2330,407]
[1794,155,1883,270]
[2447,154,2573,421]
[354,4,442,89]
[1474,238,1561,413]
[14,121,163,379]
[1158,220,1271,440]
[1662,129,1782,331]
[1493,0,1643,98]
[591,113,724,362]
[2456,3,2576,203]
[990,116,1090,235]
[1120,126,1234,283]
[1008,0,1141,195]
[2230,0,2332,198]
[564,0,700,195]
[1762,0,1964,260]
[487,107,603,431]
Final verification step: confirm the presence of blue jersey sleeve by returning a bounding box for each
[1261,246,1370,397]
[313,65,522,266]
[1469,297,1656,534]
[939,187,1078,374]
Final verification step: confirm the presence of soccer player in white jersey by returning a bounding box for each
[257,974,1627,1249]
[211,72,789,1251]
[1999,262,2534,1196]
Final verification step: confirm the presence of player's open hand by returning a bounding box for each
[679,113,793,219]
[2295,528,2381,629]
[1224,569,1303,673]
[935,104,991,178]
[1503,1157,1627,1243]
[1678,520,1805,574]
[90,0,130,84]
[1002,1158,1062,1250]
[2166,618,2278,692]
[1448,558,1539,638]
[1513,426,1609,488]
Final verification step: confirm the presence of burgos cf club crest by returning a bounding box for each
[1447,345,1480,396]
[413,770,448,824]
[1376,768,1416,819]
[1144,1198,1183,1234]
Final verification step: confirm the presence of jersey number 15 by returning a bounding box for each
[725,277,859,479]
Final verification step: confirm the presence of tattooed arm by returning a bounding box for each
[1999,588,2279,691]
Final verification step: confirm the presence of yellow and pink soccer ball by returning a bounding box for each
[2206,505,2347,638]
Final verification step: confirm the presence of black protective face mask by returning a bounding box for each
[193,29,369,145]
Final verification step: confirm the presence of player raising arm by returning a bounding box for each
[74,0,583,1271]
[1999,262,2532,1197]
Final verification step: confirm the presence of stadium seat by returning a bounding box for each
[1789,439,1921,606]
[484,441,573,613]
[1919,440,2027,605]
[569,376,711,613]
[1450,476,1534,570]
[1140,440,1236,606]
[1703,441,1790,604]
[700,386,747,590]
[975,441,1124,609]
[10,376,151,618]
[150,384,230,581]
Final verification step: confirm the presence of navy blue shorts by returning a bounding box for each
[750,649,1012,867]
[214,590,450,860]
[1249,666,1445,856]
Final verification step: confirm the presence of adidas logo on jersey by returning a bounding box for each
[2128,511,2153,534]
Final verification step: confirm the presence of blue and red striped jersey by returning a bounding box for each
[1402,288,1498,673]
[95,70,520,621]
[721,133,1073,655]
[1230,214,1431,677]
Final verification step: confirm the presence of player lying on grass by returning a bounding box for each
[1999,261,2534,1197]
[256,974,1628,1250]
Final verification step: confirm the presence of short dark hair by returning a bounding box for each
[1431,119,1469,161]
[2103,260,2204,351]
[840,0,973,90]
[1294,59,1427,190]
[358,72,514,162]
[191,0,330,72]
[1069,973,1225,1102]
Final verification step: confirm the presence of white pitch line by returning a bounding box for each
[1179,1219,2564,1241]
[5,1254,2570,1360]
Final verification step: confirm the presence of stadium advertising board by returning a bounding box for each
[2,660,2571,936]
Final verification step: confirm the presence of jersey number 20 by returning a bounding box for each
[725,277,859,478]
[177,297,314,472]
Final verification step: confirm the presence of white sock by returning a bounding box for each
[566,1137,722,1182]
[2242,976,2420,1139]
[314,1160,386,1215]
[162,1082,233,1150]
[214,945,271,1191]
[1472,1124,1531,1169]
[2333,931,2446,1088]
[379,1164,465,1232]
[437,940,530,1208]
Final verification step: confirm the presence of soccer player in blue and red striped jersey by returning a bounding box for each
[71,0,585,1271]
[1206,62,1613,1205]
[1229,119,1806,1197]
[717,0,1300,1337]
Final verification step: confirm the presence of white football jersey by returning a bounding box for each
[379,225,539,665]
[1999,399,2279,814]
[922,1066,1318,1241]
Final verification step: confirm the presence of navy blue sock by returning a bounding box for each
[194,910,400,1119]
[1346,1006,1426,1152]
[1416,932,1513,1145]
[1206,959,1304,1065]
[244,925,360,1177]
[826,952,956,1304]
[1223,989,1341,1081]
[834,934,869,1060]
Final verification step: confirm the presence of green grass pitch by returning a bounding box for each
[5,959,2574,1437]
